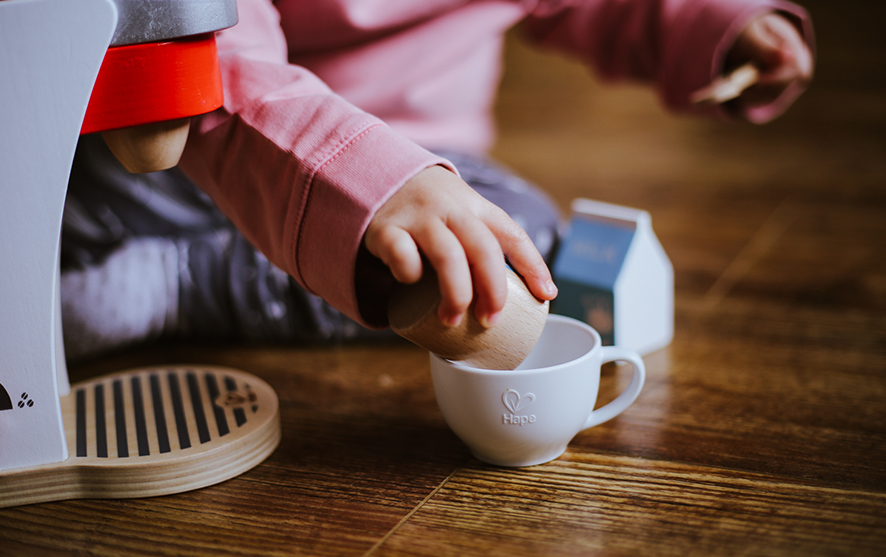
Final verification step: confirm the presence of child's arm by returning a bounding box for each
[180,0,556,331]
[365,165,558,329]
[178,0,457,328]
[522,0,814,123]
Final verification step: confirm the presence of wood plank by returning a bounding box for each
[582,307,886,488]
[0,343,470,556]
[372,456,886,556]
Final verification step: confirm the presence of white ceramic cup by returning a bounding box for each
[430,314,646,467]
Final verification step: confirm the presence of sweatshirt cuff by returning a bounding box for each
[292,124,454,327]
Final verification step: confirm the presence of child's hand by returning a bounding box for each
[726,12,813,113]
[365,165,558,329]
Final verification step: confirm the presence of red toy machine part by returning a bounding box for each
[81,33,224,173]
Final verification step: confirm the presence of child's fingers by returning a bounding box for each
[744,61,805,104]
[763,15,812,75]
[364,224,424,284]
[411,219,474,327]
[726,13,813,112]
[366,164,556,330]
[741,51,811,107]
[447,212,508,328]
[484,207,558,302]
[742,17,784,69]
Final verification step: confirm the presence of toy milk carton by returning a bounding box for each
[551,199,673,355]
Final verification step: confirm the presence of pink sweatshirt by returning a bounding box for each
[179,0,813,328]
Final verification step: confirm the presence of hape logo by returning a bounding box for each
[502,389,536,426]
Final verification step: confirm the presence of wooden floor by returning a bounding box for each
[3,1,884,554]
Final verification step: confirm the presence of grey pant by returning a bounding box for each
[60,136,562,360]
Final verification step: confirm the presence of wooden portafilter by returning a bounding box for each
[101,118,190,173]
[388,267,549,370]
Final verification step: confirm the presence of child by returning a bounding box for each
[61,0,814,359]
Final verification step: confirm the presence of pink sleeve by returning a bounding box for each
[178,0,451,327]
[523,0,814,122]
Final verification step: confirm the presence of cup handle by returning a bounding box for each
[582,347,646,430]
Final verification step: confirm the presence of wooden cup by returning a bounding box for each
[388,267,549,370]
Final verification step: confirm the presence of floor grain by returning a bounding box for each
[2,0,884,554]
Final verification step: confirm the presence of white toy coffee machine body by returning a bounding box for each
[0,0,279,508]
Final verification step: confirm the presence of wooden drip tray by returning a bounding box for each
[0,366,280,508]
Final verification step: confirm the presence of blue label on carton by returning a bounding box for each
[552,219,635,289]
[551,218,636,346]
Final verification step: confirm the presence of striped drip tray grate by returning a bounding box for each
[1,365,280,508]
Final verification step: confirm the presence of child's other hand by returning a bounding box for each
[727,12,813,113]
[365,165,557,329]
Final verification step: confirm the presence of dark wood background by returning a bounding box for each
[2,0,884,554]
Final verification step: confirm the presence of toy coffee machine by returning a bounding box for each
[0,0,280,508]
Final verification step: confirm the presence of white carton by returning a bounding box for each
[551,199,674,355]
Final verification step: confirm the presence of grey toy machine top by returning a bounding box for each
[109,0,239,46]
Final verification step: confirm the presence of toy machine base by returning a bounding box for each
[0,365,280,508]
